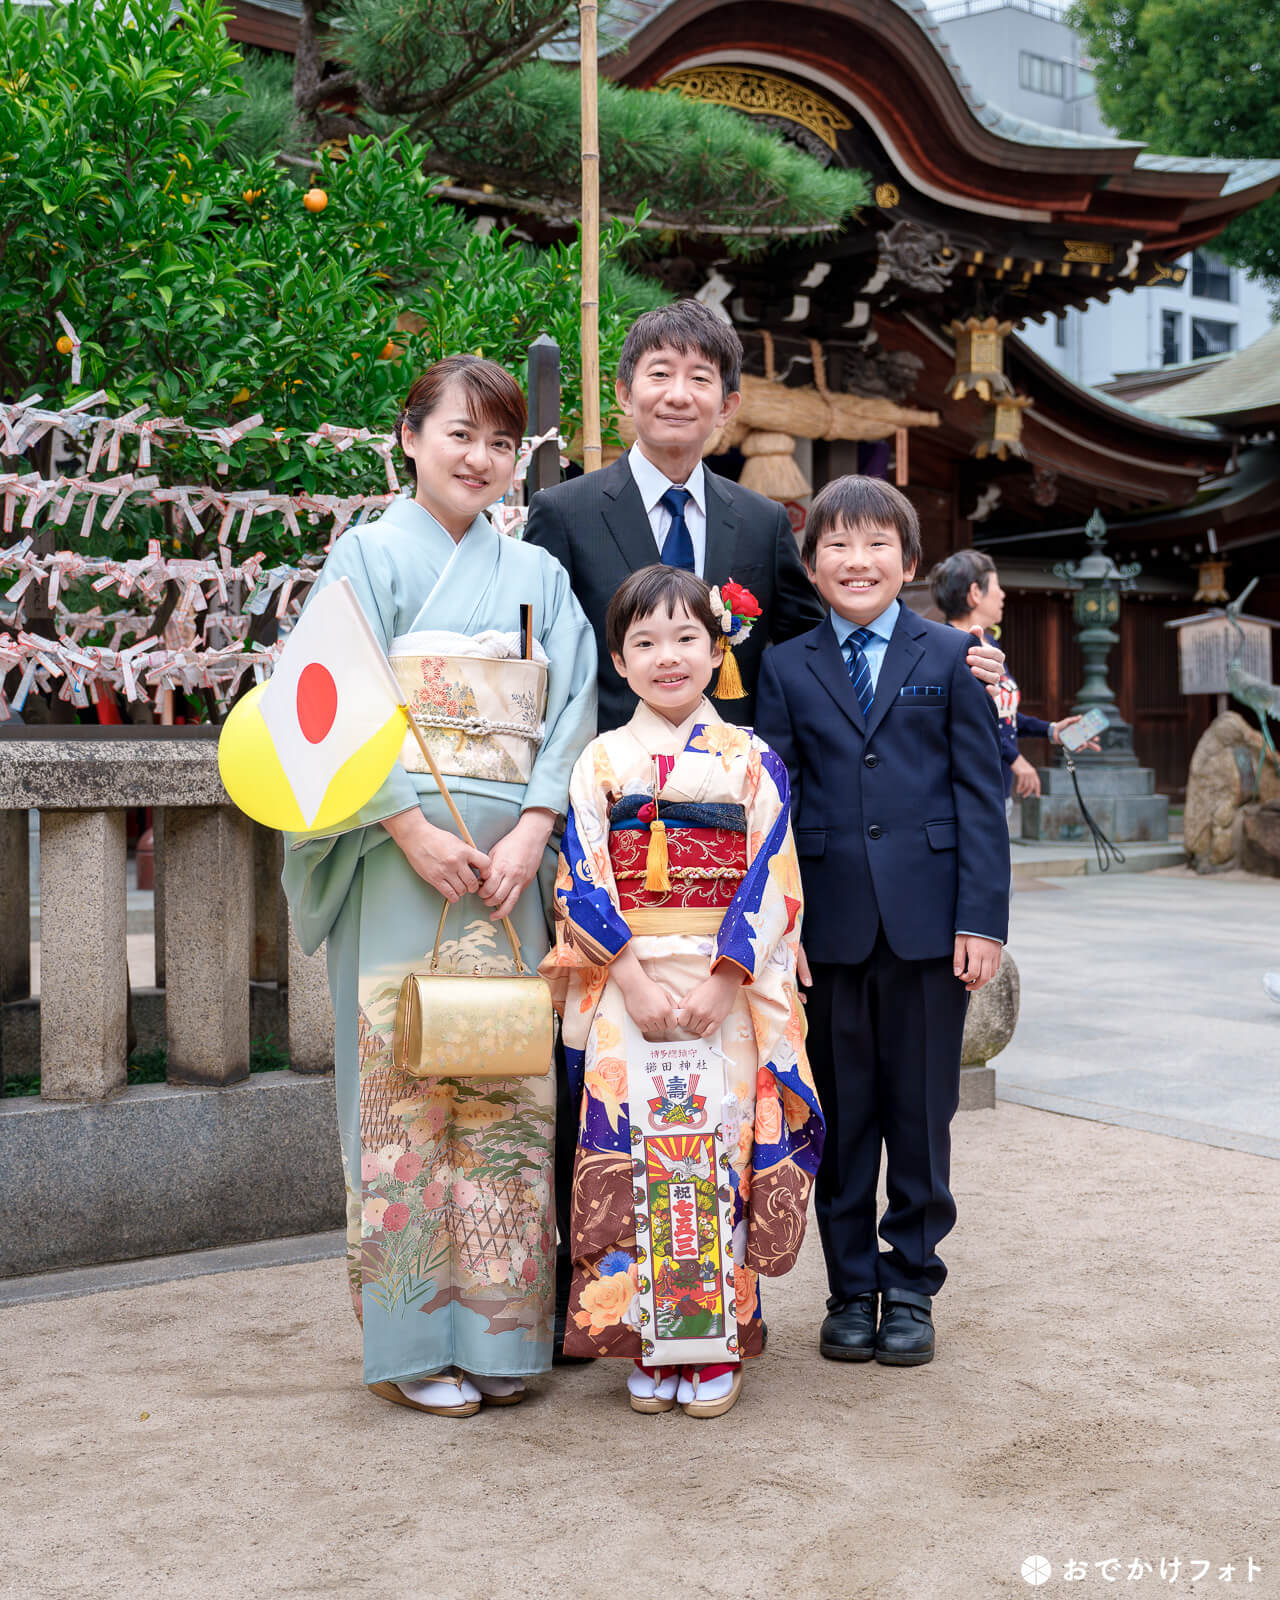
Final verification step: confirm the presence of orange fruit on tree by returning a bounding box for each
[303,188,328,213]
[56,335,74,355]
[232,386,251,403]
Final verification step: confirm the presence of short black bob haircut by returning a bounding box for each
[606,565,722,659]
[928,548,997,621]
[801,475,923,574]
[616,300,743,398]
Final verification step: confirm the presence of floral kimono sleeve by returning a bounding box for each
[728,738,825,1278]
[546,741,632,972]
[714,741,802,985]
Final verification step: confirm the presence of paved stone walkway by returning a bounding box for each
[6,866,1280,1599]
[998,867,1280,1157]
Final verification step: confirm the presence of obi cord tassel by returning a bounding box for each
[714,640,747,700]
[644,775,671,892]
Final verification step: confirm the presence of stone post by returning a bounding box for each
[959,951,1020,1110]
[0,808,31,1002]
[287,917,334,1074]
[152,809,165,990]
[164,806,253,1086]
[251,824,284,982]
[526,334,562,497]
[39,809,128,1100]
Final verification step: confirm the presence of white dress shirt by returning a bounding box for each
[628,444,708,577]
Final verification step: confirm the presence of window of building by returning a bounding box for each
[1055,312,1068,349]
[1161,310,1182,366]
[1191,318,1236,360]
[1191,251,1234,302]
[1019,52,1066,98]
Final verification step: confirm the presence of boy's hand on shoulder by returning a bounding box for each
[677,963,747,1038]
[953,934,1002,991]
[965,624,1004,689]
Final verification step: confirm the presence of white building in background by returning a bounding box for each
[930,0,1276,388]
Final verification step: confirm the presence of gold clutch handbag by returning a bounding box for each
[392,899,552,1081]
[388,632,553,1082]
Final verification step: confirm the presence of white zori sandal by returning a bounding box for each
[368,1368,481,1417]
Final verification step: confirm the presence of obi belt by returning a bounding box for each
[608,797,747,937]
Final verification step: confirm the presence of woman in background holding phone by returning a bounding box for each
[927,550,1098,818]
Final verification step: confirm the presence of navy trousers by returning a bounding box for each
[806,929,969,1304]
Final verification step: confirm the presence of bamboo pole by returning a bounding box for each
[579,0,602,474]
[402,711,527,973]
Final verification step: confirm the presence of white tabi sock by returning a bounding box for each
[677,1368,735,1405]
[466,1373,525,1398]
[627,1367,679,1401]
[397,1373,481,1409]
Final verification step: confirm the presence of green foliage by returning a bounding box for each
[201,48,302,163]
[328,0,573,123]
[1071,0,1280,284]
[0,0,664,587]
[316,0,868,249]
[425,60,870,257]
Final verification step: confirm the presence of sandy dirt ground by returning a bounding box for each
[4,1099,1278,1600]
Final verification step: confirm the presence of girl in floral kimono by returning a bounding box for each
[284,357,596,1417]
[541,565,824,1419]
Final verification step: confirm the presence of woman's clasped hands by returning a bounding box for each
[612,946,746,1040]
[384,805,557,920]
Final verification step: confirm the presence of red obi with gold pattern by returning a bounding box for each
[609,825,747,912]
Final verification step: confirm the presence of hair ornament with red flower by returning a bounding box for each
[708,579,761,699]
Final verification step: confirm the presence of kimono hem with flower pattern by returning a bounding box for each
[540,698,824,1360]
[282,496,595,1385]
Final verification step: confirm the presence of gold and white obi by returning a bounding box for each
[388,629,548,785]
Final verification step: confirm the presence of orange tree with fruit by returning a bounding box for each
[0,0,662,716]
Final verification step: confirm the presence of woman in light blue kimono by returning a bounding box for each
[284,357,596,1416]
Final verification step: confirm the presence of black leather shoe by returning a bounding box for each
[874,1288,934,1366]
[819,1292,878,1361]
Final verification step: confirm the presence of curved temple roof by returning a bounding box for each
[582,0,1280,253]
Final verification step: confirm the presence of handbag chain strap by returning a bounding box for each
[402,702,530,977]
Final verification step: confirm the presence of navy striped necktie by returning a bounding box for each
[844,626,876,718]
[659,486,695,571]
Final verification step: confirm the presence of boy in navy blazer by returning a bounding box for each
[754,477,1009,1367]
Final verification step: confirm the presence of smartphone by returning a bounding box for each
[1059,707,1108,751]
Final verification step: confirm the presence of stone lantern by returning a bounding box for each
[1019,509,1169,844]
[1052,509,1141,765]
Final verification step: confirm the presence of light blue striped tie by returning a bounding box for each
[844,626,876,719]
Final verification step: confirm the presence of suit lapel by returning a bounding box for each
[702,471,740,589]
[600,455,660,573]
[806,619,865,734]
[863,609,926,743]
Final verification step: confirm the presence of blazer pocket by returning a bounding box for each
[795,828,827,858]
[925,819,958,851]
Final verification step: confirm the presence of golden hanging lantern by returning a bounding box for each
[973,394,1034,461]
[1194,558,1230,604]
[946,316,1015,402]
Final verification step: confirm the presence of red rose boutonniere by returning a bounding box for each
[708,579,762,699]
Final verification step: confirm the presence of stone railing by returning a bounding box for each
[0,727,333,1100]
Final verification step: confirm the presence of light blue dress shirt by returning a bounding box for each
[830,599,899,693]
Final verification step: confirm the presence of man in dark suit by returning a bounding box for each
[523,300,826,730]
[755,475,1010,1370]
[525,302,1005,1359]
